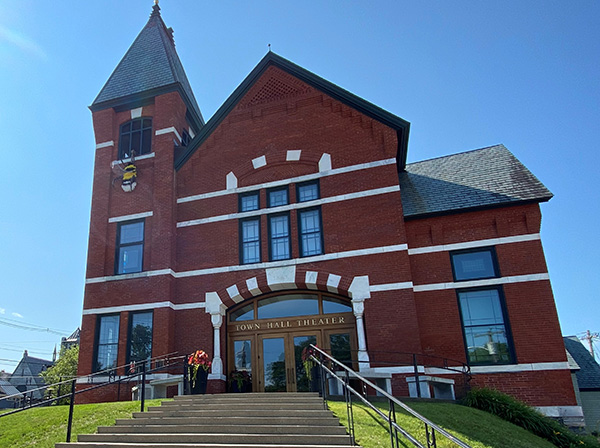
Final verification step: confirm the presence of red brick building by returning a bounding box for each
[78,4,580,421]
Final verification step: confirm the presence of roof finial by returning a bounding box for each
[151,0,160,17]
[268,43,271,52]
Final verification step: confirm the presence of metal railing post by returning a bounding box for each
[413,354,421,398]
[140,361,146,413]
[66,379,76,442]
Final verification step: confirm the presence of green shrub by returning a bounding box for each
[464,388,599,448]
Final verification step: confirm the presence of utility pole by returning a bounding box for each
[580,330,599,360]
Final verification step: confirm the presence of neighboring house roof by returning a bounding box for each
[8,351,53,397]
[398,144,553,219]
[174,51,410,171]
[564,336,600,390]
[90,4,203,128]
[0,379,20,397]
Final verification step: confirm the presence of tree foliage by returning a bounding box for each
[40,345,79,404]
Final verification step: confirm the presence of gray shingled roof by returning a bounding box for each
[399,144,553,218]
[564,336,600,390]
[91,5,203,124]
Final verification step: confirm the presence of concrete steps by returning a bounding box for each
[55,392,355,448]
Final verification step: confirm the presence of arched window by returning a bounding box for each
[118,118,152,159]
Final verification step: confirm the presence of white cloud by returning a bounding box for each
[0,308,5,314]
[11,312,23,318]
[0,25,47,60]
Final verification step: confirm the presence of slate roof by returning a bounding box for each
[91,4,203,126]
[564,336,600,390]
[398,144,553,218]
[0,379,20,397]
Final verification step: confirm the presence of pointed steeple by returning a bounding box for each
[91,4,203,126]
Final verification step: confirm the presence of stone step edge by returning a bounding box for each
[57,444,357,448]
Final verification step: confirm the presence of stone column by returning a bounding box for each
[349,276,371,371]
[205,292,226,381]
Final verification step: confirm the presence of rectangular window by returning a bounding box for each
[116,220,144,274]
[95,315,120,373]
[458,288,513,365]
[240,218,261,264]
[269,213,291,260]
[451,248,498,281]
[299,208,323,256]
[297,180,320,203]
[268,187,289,207]
[128,311,153,365]
[239,191,260,212]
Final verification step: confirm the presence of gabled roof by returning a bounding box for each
[91,4,203,127]
[175,52,410,171]
[564,336,600,390]
[398,144,553,219]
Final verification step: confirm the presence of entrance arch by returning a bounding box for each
[227,291,357,392]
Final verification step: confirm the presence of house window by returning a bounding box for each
[451,248,499,281]
[269,213,291,260]
[240,218,261,264]
[268,187,288,207]
[181,129,191,147]
[128,311,153,365]
[116,220,144,274]
[299,208,323,256]
[458,288,513,365]
[239,191,259,212]
[95,315,120,373]
[118,118,152,159]
[297,180,319,203]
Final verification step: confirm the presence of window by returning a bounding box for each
[268,187,288,207]
[269,213,291,260]
[95,315,120,372]
[451,248,499,281]
[118,118,152,159]
[299,208,323,256]
[239,191,259,212]
[128,311,153,365]
[181,129,191,147]
[240,218,261,264]
[458,288,513,365]
[116,220,144,274]
[297,181,322,256]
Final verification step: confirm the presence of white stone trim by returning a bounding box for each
[178,186,400,227]
[535,406,584,418]
[327,274,341,293]
[108,211,153,223]
[177,158,396,204]
[246,277,262,296]
[367,361,570,375]
[349,276,371,300]
[85,269,175,284]
[286,150,301,161]
[155,127,182,143]
[188,127,195,139]
[96,141,114,150]
[226,172,237,190]
[252,155,267,169]
[226,284,243,303]
[266,266,297,291]
[319,153,332,172]
[85,244,408,284]
[305,271,318,289]
[82,300,205,315]
[130,107,143,119]
[370,282,414,292]
[111,152,155,167]
[413,273,550,292]
[408,233,541,255]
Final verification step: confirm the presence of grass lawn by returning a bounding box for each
[327,400,557,448]
[0,399,167,448]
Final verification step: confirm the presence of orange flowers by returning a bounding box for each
[187,350,211,371]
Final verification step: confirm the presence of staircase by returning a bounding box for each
[56,392,356,448]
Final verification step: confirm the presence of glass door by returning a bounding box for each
[292,334,317,392]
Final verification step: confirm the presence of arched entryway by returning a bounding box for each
[227,291,357,392]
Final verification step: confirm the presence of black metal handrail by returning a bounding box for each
[0,352,186,442]
[310,344,472,448]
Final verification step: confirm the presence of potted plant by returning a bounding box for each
[187,350,211,394]
[229,370,252,393]
[301,346,320,392]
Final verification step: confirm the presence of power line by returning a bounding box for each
[0,317,69,335]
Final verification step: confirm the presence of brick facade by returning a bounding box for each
[77,8,577,415]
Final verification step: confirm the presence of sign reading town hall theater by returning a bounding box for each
[230,314,350,333]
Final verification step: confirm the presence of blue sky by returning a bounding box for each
[0,1,598,371]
